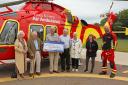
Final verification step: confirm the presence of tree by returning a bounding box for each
[100,9,128,31]
[112,20,124,31]
[100,9,128,39]
[100,18,107,26]
[118,9,128,28]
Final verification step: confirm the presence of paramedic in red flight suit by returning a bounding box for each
[99,26,117,78]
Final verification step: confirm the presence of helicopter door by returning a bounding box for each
[30,25,44,42]
[0,20,18,60]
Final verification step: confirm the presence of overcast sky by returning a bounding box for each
[0,0,128,24]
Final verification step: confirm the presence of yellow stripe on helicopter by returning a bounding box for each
[76,20,82,39]
[82,28,100,45]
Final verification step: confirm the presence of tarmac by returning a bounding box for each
[0,49,128,85]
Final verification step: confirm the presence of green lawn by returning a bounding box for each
[96,39,128,52]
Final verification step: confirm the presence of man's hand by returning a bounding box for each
[30,56,34,59]
[112,46,116,50]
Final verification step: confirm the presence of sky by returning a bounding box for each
[0,0,128,24]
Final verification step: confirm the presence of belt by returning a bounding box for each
[36,49,40,51]
[64,48,69,50]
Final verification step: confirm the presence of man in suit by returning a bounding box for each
[28,31,42,76]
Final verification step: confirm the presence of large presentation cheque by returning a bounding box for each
[43,41,64,52]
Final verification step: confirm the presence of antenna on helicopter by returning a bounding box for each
[108,2,114,13]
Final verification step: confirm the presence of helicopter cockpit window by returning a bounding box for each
[0,20,18,45]
[30,25,44,41]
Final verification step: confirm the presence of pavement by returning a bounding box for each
[81,49,128,66]
[0,49,128,85]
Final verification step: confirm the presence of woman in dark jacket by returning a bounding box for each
[84,34,98,73]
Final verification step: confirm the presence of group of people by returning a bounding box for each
[14,26,117,79]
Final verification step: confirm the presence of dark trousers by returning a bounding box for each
[60,48,70,71]
[85,56,95,72]
[72,58,79,69]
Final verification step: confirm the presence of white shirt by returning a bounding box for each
[60,35,70,49]
[34,39,39,50]
[46,33,59,42]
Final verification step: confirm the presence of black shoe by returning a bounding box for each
[29,73,34,77]
[90,70,93,73]
[36,72,41,76]
[66,70,70,72]
[19,74,24,78]
[61,70,65,72]
[84,69,88,72]
[110,73,116,78]
[99,71,107,75]
[53,71,60,73]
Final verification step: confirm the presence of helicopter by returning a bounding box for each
[0,0,108,62]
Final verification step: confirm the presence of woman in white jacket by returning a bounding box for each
[70,32,82,72]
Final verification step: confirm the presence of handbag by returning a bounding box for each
[10,72,17,78]
[10,64,17,78]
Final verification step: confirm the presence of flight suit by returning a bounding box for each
[100,32,117,78]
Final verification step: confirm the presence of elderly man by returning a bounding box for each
[46,27,60,74]
[99,26,117,78]
[27,31,42,77]
[60,28,71,72]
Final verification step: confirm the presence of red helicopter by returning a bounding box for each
[0,0,104,63]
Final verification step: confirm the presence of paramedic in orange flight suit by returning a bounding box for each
[99,26,117,78]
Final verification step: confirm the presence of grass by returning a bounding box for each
[96,39,128,52]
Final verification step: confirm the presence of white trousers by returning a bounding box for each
[30,51,41,73]
[49,52,59,72]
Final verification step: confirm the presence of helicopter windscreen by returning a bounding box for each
[0,21,18,45]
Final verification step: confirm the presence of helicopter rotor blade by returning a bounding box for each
[0,0,29,8]
[108,2,114,13]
